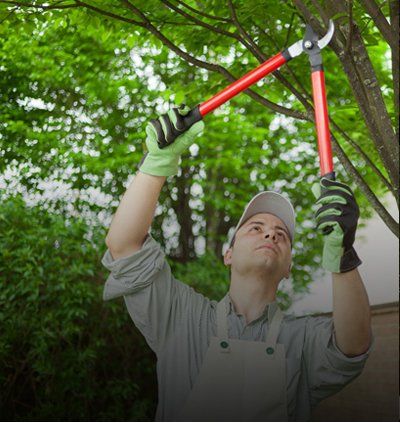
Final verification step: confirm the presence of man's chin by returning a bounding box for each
[249,259,280,275]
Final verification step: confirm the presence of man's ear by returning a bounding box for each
[224,247,233,266]
[283,263,292,279]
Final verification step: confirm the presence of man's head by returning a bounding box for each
[224,192,295,284]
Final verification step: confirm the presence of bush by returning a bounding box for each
[0,194,157,421]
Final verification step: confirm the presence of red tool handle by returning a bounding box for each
[198,53,288,116]
[311,69,335,179]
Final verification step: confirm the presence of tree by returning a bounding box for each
[1,0,396,236]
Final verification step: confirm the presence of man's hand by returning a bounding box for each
[139,105,204,177]
[312,178,362,273]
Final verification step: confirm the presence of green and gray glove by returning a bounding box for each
[139,105,204,177]
[312,177,362,273]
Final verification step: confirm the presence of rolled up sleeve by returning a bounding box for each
[101,234,165,301]
[303,316,374,407]
[101,234,205,356]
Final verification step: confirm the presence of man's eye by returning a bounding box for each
[251,226,261,231]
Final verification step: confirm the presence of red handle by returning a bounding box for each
[311,70,334,177]
[199,53,288,116]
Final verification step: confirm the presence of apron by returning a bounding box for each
[177,294,288,422]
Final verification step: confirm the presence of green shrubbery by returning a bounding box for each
[0,195,157,420]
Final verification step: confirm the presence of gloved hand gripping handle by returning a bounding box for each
[151,105,202,149]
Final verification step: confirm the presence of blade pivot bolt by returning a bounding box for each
[304,40,313,49]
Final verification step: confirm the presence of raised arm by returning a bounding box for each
[105,172,166,259]
[105,104,204,260]
[312,177,372,356]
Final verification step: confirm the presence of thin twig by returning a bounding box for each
[331,132,399,237]
[0,5,17,23]
[331,120,395,194]
[75,0,143,26]
[283,13,295,48]
[160,0,262,60]
[359,0,396,49]
[161,0,240,40]
[227,0,261,58]
[175,0,230,23]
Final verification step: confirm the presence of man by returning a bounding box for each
[102,106,373,421]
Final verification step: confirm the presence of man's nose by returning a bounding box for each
[264,232,277,242]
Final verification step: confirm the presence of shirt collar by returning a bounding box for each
[226,293,278,323]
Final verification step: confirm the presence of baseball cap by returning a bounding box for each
[228,191,296,248]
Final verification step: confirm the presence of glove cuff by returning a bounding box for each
[139,153,180,177]
[339,247,362,273]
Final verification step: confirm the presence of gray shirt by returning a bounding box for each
[102,234,373,421]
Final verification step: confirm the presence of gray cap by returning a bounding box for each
[228,191,296,247]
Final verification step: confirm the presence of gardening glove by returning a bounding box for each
[139,104,204,177]
[312,177,362,273]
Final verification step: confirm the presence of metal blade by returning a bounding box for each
[317,20,335,50]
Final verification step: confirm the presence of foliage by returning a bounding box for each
[0,194,157,420]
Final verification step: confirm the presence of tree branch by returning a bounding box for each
[358,0,396,49]
[252,20,315,117]
[120,0,307,121]
[175,0,230,23]
[0,5,17,23]
[345,0,353,55]
[331,132,399,237]
[160,0,243,43]
[227,0,261,57]
[330,119,395,195]
[389,0,399,124]
[0,0,78,10]
[283,12,295,48]
[74,0,144,26]
[160,0,265,63]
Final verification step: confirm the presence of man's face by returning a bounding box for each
[224,212,292,281]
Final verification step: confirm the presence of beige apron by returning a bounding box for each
[177,294,288,422]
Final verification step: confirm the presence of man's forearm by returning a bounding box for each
[332,268,372,356]
[105,171,166,258]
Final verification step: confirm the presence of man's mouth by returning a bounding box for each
[256,244,277,254]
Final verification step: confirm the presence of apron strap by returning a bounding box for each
[216,295,231,353]
[264,305,283,348]
[216,294,229,339]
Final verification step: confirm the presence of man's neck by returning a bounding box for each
[228,271,279,325]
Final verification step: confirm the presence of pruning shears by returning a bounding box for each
[158,21,335,180]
